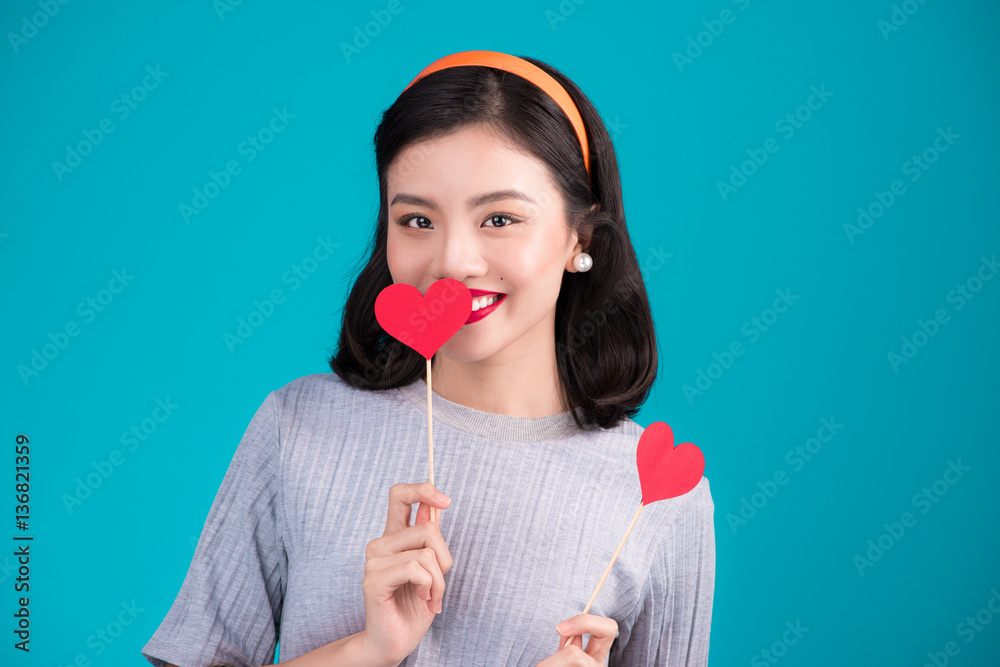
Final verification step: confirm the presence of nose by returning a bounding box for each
[431,220,488,282]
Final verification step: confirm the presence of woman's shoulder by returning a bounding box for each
[583,416,714,530]
[645,475,715,549]
[274,371,344,397]
[269,372,407,418]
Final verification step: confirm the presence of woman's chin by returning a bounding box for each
[432,337,504,365]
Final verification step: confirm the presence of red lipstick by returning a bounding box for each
[465,289,506,324]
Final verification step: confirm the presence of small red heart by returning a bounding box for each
[636,422,705,505]
[374,279,473,359]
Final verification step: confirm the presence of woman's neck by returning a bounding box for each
[427,355,570,419]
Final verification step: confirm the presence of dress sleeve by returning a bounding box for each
[141,391,287,667]
[609,477,715,666]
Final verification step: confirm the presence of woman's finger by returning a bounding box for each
[556,614,619,660]
[414,499,434,526]
[364,547,447,612]
[368,520,454,575]
[384,483,451,535]
[555,632,585,653]
[363,558,435,607]
[536,644,592,666]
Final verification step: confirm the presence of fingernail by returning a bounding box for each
[436,601,443,614]
[556,621,567,632]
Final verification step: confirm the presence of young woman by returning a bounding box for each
[142,51,715,667]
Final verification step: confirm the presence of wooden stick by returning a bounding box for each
[427,358,436,524]
[562,501,645,649]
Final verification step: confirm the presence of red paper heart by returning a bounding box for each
[636,422,705,505]
[374,279,473,359]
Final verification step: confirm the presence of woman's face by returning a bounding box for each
[385,123,586,364]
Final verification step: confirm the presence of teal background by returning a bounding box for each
[2,0,998,665]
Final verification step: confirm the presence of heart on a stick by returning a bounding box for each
[374,279,473,359]
[636,421,705,505]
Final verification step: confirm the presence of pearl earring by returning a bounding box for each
[573,252,593,272]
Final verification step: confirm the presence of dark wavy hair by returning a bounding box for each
[328,54,657,430]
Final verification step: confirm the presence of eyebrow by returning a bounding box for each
[389,189,536,210]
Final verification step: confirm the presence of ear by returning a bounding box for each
[575,203,599,252]
[566,205,598,272]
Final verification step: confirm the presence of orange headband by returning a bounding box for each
[402,50,591,177]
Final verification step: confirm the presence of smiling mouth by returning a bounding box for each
[465,293,506,323]
[470,293,504,311]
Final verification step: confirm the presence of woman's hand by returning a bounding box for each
[357,482,454,667]
[534,613,619,666]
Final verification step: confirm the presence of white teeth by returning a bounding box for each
[471,295,499,311]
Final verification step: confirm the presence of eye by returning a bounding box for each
[394,212,523,229]
[482,213,522,228]
[395,214,432,229]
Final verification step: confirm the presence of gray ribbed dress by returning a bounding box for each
[141,373,715,666]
